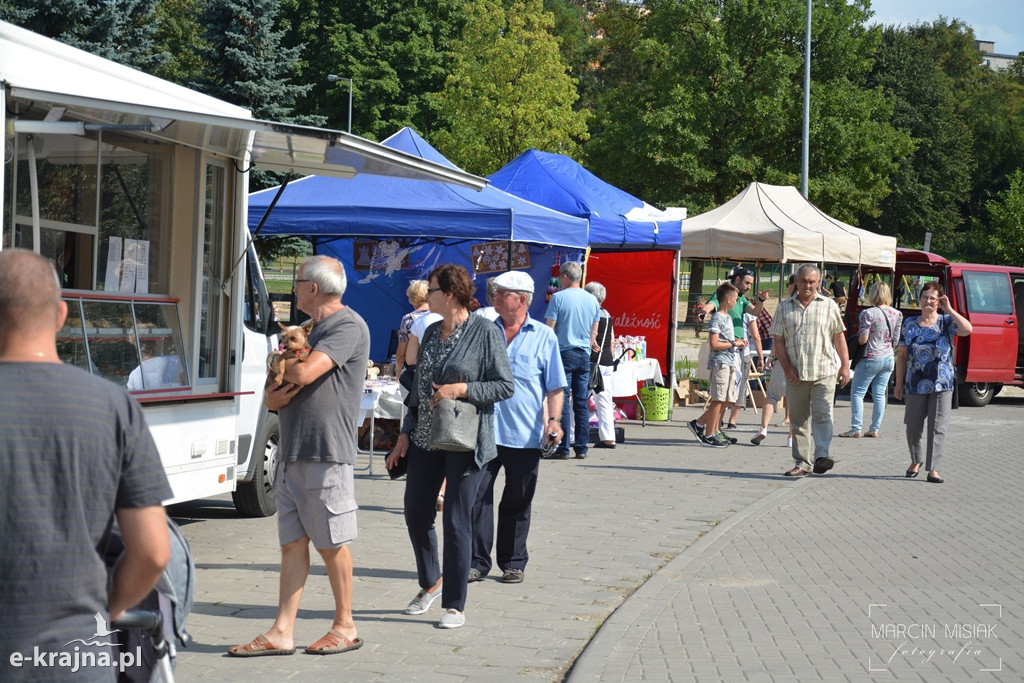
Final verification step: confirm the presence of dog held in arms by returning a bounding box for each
[267,320,313,386]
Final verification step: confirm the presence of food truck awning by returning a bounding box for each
[1,20,486,189]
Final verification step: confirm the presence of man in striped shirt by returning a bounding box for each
[770,264,850,477]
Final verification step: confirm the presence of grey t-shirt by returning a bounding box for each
[0,362,171,680]
[708,311,740,369]
[280,306,370,465]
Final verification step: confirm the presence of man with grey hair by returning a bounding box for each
[770,263,850,477]
[470,270,565,583]
[545,262,600,459]
[230,255,370,657]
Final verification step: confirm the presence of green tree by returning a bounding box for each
[584,0,909,221]
[152,0,207,85]
[543,0,601,108]
[194,0,309,122]
[280,0,467,139]
[985,169,1024,265]
[431,0,590,175]
[1,0,165,71]
[860,24,975,251]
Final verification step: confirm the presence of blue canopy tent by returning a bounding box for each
[489,150,687,383]
[249,129,589,361]
[488,149,685,250]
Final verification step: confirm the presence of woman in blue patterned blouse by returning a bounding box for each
[893,281,972,483]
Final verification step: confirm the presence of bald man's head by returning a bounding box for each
[0,249,63,334]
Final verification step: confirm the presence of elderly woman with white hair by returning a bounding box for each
[584,281,617,448]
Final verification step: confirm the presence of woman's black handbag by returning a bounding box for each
[429,399,479,452]
[588,363,604,393]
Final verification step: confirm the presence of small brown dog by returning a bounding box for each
[267,320,313,386]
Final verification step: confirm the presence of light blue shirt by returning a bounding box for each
[544,287,600,351]
[494,315,567,448]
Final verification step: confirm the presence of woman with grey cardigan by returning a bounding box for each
[386,264,514,629]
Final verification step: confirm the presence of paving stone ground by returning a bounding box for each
[172,389,1023,682]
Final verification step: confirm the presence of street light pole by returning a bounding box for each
[327,74,353,133]
[801,0,811,199]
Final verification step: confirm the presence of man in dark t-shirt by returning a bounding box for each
[230,255,369,658]
[0,249,171,682]
[827,274,848,310]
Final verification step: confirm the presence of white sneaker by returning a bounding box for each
[438,609,465,629]
[405,584,443,615]
[750,429,768,446]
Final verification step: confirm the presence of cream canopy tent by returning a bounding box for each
[682,182,897,269]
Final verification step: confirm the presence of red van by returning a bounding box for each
[847,248,1024,406]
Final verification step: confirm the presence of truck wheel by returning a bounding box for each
[959,382,998,407]
[232,414,279,517]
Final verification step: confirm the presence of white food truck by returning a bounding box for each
[1,21,484,515]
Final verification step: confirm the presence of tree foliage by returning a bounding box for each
[584,0,910,222]
[985,169,1024,266]
[431,0,590,175]
[152,0,207,85]
[193,0,309,122]
[1,0,166,71]
[280,0,467,139]
[860,23,975,251]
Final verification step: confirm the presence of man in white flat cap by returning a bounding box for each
[469,270,566,584]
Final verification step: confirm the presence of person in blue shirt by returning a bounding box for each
[545,262,600,459]
[470,270,566,584]
[893,281,972,483]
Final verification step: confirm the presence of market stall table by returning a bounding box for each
[357,379,405,475]
[605,358,663,426]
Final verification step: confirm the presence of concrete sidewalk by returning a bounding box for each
[569,398,1024,682]
[172,396,1022,681]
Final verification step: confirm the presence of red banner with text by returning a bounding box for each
[585,250,676,377]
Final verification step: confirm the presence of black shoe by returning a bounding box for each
[717,430,738,445]
[905,467,920,478]
[927,474,944,483]
[595,442,616,449]
[812,457,835,474]
[725,423,738,429]
[544,452,570,460]
[574,451,588,459]
[687,419,705,441]
[700,432,729,448]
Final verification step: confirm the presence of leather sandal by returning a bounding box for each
[838,430,861,438]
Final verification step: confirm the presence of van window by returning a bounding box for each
[962,271,1013,315]
[895,274,940,312]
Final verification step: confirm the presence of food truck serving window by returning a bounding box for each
[59,294,190,395]
[7,130,170,294]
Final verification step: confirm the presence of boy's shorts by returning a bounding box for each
[710,363,739,403]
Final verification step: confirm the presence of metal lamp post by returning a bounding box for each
[801,0,811,199]
[327,74,353,133]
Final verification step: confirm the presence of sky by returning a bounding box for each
[867,0,1024,56]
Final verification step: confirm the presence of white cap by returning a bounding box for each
[492,270,535,293]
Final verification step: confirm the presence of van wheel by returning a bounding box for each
[232,414,279,517]
[959,382,999,407]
